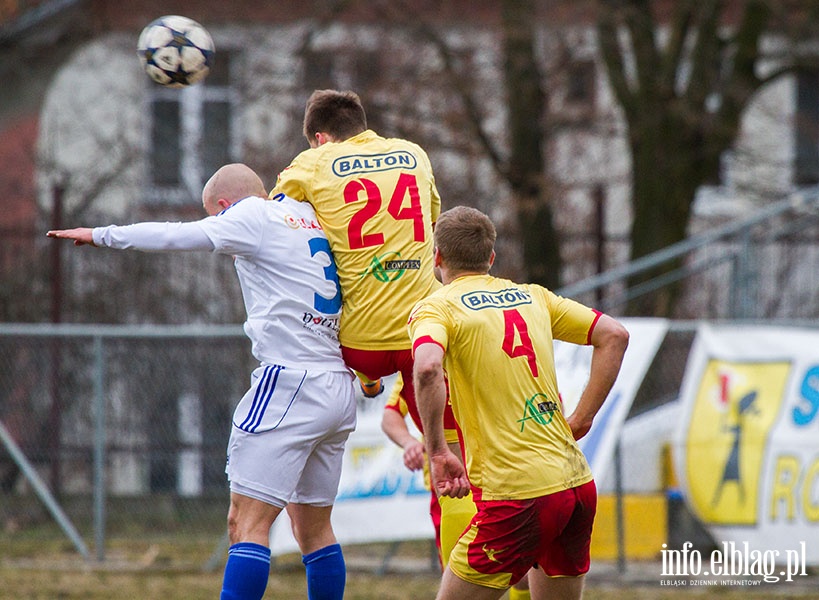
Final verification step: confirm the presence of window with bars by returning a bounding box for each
[145,50,238,204]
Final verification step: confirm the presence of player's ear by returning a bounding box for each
[488,250,495,267]
[433,247,442,268]
[217,198,231,210]
[315,132,332,147]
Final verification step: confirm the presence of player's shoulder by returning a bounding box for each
[348,130,429,157]
[269,191,317,216]
[409,286,450,320]
[215,195,265,218]
[378,135,427,157]
[267,192,324,232]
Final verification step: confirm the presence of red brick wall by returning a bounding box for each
[0,115,38,230]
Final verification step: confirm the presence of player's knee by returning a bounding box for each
[226,511,242,544]
[290,517,336,555]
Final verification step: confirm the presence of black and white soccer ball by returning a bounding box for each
[137,15,214,88]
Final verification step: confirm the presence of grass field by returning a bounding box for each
[2,563,817,599]
[2,536,817,599]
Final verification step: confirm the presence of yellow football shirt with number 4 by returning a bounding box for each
[408,274,600,500]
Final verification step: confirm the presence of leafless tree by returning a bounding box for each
[596,0,819,315]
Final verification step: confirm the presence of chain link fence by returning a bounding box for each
[0,324,253,565]
[0,320,702,565]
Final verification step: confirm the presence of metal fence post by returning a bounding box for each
[93,334,106,562]
[614,437,626,575]
[0,419,89,559]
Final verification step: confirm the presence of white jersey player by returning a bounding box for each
[48,163,355,600]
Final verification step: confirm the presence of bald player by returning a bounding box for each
[48,163,355,600]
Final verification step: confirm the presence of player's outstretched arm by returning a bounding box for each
[47,228,95,246]
[51,222,216,253]
[566,313,629,440]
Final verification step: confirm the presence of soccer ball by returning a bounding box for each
[137,15,214,88]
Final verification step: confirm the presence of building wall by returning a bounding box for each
[20,7,819,322]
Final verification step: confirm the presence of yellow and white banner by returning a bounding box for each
[674,324,819,563]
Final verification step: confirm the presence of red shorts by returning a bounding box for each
[448,480,597,588]
[342,346,456,432]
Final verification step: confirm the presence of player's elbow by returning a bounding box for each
[607,319,629,357]
[594,315,629,357]
[414,356,442,391]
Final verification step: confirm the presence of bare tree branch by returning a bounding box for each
[596,4,638,118]
[660,0,696,93]
[622,0,662,100]
[682,0,722,113]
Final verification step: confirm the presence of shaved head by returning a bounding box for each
[202,163,267,215]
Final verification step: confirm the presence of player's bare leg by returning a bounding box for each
[287,503,346,600]
[221,492,282,600]
[509,569,531,600]
[227,492,282,545]
[435,567,507,600]
[528,567,585,600]
[286,503,337,553]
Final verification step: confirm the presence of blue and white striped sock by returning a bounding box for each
[220,542,271,600]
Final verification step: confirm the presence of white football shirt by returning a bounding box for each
[93,195,346,371]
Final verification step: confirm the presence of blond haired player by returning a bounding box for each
[410,206,629,600]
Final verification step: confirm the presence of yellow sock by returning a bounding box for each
[438,492,476,566]
[508,588,531,600]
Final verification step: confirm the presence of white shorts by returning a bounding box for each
[225,365,356,508]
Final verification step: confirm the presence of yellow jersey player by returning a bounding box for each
[410,206,629,600]
[270,89,452,434]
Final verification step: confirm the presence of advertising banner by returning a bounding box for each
[674,324,819,569]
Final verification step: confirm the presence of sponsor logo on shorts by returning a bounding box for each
[482,544,507,563]
[358,251,420,282]
[461,288,532,311]
[332,151,417,176]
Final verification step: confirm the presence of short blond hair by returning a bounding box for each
[434,206,496,273]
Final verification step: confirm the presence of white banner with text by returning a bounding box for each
[674,323,819,564]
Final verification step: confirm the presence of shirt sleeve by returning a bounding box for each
[196,197,263,258]
[544,288,601,346]
[93,221,215,251]
[270,149,316,203]
[420,148,441,224]
[383,373,408,417]
[408,297,450,355]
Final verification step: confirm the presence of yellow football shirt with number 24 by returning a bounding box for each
[271,130,441,350]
